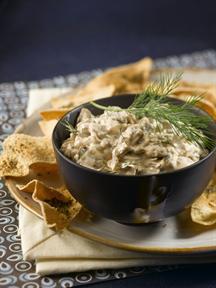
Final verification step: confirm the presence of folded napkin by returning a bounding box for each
[19,88,216,276]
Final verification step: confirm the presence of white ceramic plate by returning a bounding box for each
[6,68,216,254]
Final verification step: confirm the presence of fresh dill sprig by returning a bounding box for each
[91,73,215,149]
[61,120,77,134]
[130,72,182,108]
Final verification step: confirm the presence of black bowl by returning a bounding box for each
[52,94,216,223]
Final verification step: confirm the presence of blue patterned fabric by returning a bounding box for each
[1,50,216,287]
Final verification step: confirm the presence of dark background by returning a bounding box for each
[0,0,216,82]
[1,0,216,287]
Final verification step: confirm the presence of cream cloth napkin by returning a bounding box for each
[19,88,216,276]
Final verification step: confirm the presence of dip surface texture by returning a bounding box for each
[61,108,206,175]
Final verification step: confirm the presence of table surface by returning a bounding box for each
[1,51,216,288]
[1,1,216,287]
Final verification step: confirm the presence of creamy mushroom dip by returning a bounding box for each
[61,108,207,175]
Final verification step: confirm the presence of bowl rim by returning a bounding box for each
[52,94,216,178]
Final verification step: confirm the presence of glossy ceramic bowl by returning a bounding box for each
[52,94,216,224]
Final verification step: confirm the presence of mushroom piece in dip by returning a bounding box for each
[61,108,207,175]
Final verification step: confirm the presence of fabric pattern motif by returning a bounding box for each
[0,50,216,287]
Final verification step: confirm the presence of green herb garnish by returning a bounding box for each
[61,120,77,134]
[91,73,215,149]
